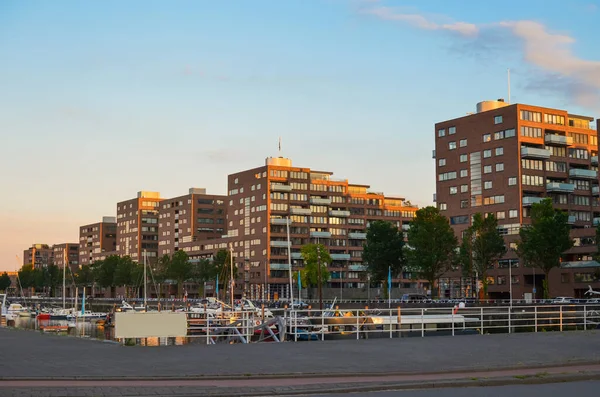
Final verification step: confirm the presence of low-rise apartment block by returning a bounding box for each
[23,244,53,269]
[52,243,79,272]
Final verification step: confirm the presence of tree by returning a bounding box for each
[213,249,238,300]
[517,198,573,299]
[299,244,331,297]
[18,264,36,291]
[363,220,405,291]
[0,272,11,292]
[114,256,138,298]
[92,255,119,297]
[153,255,171,300]
[405,206,458,299]
[75,265,94,287]
[43,265,61,297]
[190,258,217,297]
[460,213,506,298]
[167,250,192,298]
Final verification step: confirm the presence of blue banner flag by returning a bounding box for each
[297,271,301,290]
[388,266,392,295]
[216,274,219,297]
[81,290,85,315]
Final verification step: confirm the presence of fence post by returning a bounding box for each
[560,305,563,332]
[356,310,360,340]
[389,308,393,339]
[508,306,511,334]
[421,308,424,338]
[534,306,538,332]
[584,305,587,331]
[321,309,325,341]
[480,307,484,335]
[451,306,455,336]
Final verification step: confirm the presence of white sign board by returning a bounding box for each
[115,312,188,338]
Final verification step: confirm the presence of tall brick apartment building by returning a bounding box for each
[194,156,419,300]
[435,100,600,299]
[116,191,162,263]
[52,243,79,273]
[79,217,117,266]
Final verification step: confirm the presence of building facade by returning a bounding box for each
[23,244,53,269]
[195,156,420,300]
[79,217,117,266]
[52,243,79,272]
[116,191,162,263]
[158,188,227,257]
[435,100,600,299]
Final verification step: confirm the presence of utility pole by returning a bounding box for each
[317,245,323,311]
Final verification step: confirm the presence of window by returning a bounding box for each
[494,115,503,124]
[484,165,492,174]
[561,273,570,283]
[483,195,505,205]
[439,203,447,211]
[438,158,446,167]
[450,186,458,195]
[438,129,446,137]
[508,177,517,186]
[520,110,542,122]
[484,181,493,189]
[460,169,468,178]
[522,159,543,170]
[509,209,518,218]
[546,161,566,173]
[459,139,467,147]
[483,134,491,142]
[495,147,503,156]
[521,126,542,138]
[449,126,456,135]
[460,199,469,209]
[569,148,589,159]
[439,172,457,181]
[569,133,589,145]
[571,195,590,206]
[483,149,491,158]
[496,129,516,140]
[450,216,469,225]
[544,113,565,125]
[496,163,504,172]
[573,180,590,191]
[449,141,456,150]
[460,154,468,163]
[461,184,468,193]
[547,146,566,157]
[522,174,544,186]
[496,211,506,219]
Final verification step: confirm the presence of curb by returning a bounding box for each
[2,360,599,381]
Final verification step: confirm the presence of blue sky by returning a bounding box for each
[1,0,599,270]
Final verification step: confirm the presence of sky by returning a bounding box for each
[1,0,599,271]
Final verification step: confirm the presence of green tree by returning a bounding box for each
[75,265,94,287]
[517,198,573,299]
[460,213,506,298]
[213,249,238,300]
[299,244,331,297]
[43,265,61,297]
[0,272,11,292]
[17,264,35,291]
[92,255,119,297]
[405,206,458,299]
[167,250,192,298]
[190,258,217,297]
[153,254,171,300]
[363,220,405,292]
[114,256,138,298]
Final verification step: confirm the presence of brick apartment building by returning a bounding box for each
[79,217,117,266]
[158,188,227,257]
[23,244,53,269]
[435,99,600,299]
[186,157,419,300]
[52,243,79,273]
[116,192,162,263]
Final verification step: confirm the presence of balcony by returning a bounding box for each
[568,215,576,224]
[330,253,351,261]
[401,224,411,231]
[522,197,544,206]
[270,240,290,248]
[348,264,367,271]
[270,184,292,192]
[310,231,331,238]
[270,217,291,225]
[348,232,367,239]
[310,197,331,205]
[329,210,351,217]
[270,263,290,271]
[593,186,600,196]
[546,182,575,193]
[521,147,551,159]
[544,134,573,146]
[569,168,598,180]
[592,156,598,166]
[290,207,311,215]
[594,218,600,226]
[291,252,303,259]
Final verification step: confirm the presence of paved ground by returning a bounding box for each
[1,327,600,379]
[304,381,600,397]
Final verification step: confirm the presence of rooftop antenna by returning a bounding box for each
[507,68,511,104]
[278,137,282,156]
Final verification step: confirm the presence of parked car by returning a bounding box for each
[400,294,431,303]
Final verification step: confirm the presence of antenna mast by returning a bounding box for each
[507,68,511,104]
[278,137,282,156]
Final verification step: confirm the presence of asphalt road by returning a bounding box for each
[302,381,600,396]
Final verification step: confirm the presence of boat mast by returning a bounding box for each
[62,248,66,309]
[143,250,147,310]
[229,243,234,308]
[287,216,293,307]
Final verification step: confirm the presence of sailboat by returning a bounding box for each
[66,287,107,321]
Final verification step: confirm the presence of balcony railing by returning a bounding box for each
[310,231,331,238]
[544,134,573,146]
[348,232,367,239]
[329,210,351,217]
[270,240,290,248]
[593,186,600,196]
[310,197,332,205]
[270,184,292,192]
[567,215,576,224]
[546,182,575,193]
[522,197,544,206]
[270,263,290,271]
[330,253,351,260]
[270,218,291,225]
[592,156,598,166]
[521,147,551,159]
[348,264,367,271]
[291,252,302,259]
[569,168,598,179]
[290,208,312,215]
